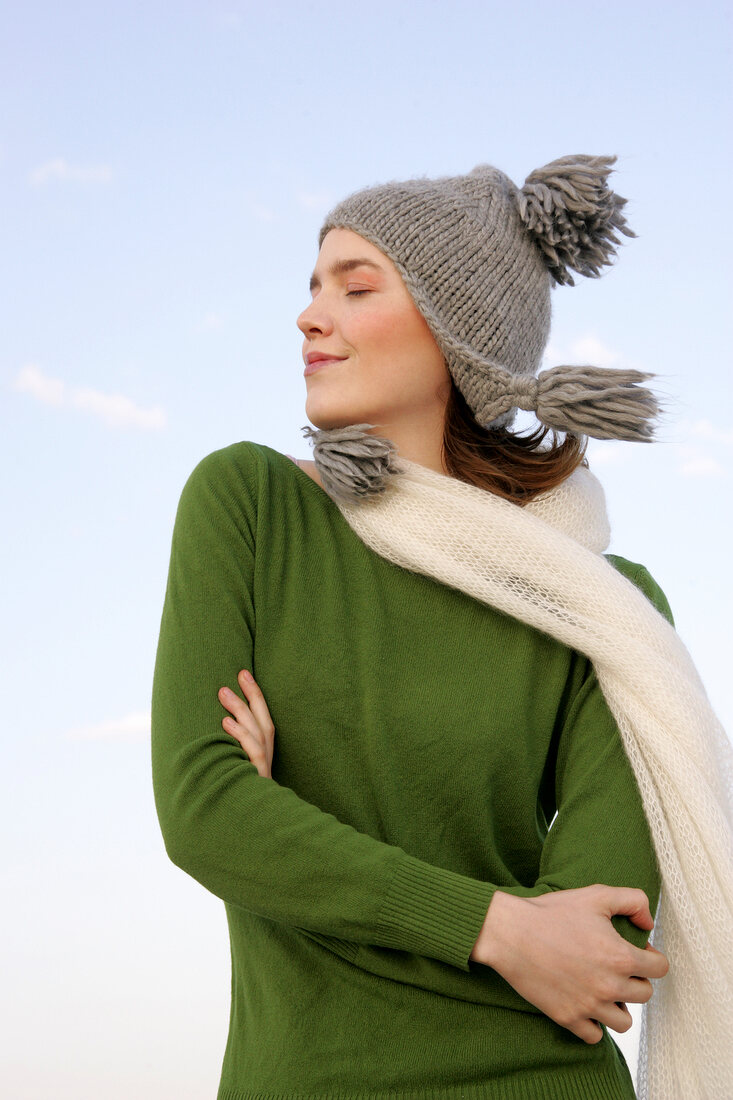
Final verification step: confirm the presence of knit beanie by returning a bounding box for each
[302,155,659,504]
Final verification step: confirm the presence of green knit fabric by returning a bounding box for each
[151,442,670,1100]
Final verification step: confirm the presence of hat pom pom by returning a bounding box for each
[517,155,636,287]
[301,424,399,504]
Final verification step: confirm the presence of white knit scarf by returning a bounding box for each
[332,456,733,1100]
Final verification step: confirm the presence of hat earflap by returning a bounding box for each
[517,155,635,287]
[476,362,660,441]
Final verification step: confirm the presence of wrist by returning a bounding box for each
[471,890,522,969]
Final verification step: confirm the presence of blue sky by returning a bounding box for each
[2,2,731,1095]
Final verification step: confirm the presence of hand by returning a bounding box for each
[218,671,275,779]
[471,884,669,1044]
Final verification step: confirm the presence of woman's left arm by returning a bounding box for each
[269,559,671,1020]
[524,557,672,948]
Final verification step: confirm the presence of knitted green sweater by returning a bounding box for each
[151,441,669,1100]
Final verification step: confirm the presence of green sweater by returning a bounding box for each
[152,441,669,1100]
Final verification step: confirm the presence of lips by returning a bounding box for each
[304,354,348,376]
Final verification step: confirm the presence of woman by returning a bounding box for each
[152,156,732,1099]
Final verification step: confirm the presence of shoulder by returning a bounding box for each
[177,441,301,524]
[182,440,300,493]
[290,457,324,488]
[604,554,675,626]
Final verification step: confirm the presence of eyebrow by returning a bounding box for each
[309,258,385,292]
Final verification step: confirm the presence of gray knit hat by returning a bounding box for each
[302,155,658,503]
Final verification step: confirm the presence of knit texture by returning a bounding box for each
[318,155,652,441]
[333,456,733,1100]
[152,442,666,1099]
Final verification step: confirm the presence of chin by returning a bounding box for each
[305,396,375,431]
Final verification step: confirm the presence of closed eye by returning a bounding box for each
[346,289,370,297]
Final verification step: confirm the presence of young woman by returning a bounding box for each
[152,156,732,1099]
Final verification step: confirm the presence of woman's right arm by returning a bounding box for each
[151,446,494,970]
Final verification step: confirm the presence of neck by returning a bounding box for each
[363,414,449,477]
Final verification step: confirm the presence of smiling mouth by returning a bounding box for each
[304,356,348,376]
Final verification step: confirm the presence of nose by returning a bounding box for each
[296,296,333,338]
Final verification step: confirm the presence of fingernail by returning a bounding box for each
[242,670,254,682]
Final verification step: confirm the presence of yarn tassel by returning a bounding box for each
[533,365,659,441]
[518,155,635,287]
[301,424,399,503]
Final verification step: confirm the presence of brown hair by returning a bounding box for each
[441,381,587,504]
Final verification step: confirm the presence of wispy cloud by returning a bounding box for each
[13,364,166,430]
[567,335,620,369]
[677,450,726,478]
[14,363,66,405]
[243,190,277,223]
[586,440,631,468]
[29,157,113,186]
[674,419,732,479]
[684,419,733,446]
[67,711,150,742]
[296,189,337,213]
[71,386,166,429]
[544,335,628,371]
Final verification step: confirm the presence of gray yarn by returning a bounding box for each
[518,156,636,287]
[301,424,399,503]
[483,365,660,442]
[304,154,657,503]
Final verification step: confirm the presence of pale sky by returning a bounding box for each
[2,1,731,1096]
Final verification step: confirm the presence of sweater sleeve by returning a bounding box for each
[451,555,667,949]
[151,445,493,972]
[524,560,667,949]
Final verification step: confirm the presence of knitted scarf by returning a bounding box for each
[329,455,733,1100]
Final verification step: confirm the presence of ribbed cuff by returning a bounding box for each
[376,853,496,971]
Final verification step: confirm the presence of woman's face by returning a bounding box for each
[297,228,450,433]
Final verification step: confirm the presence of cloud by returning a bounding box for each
[13,363,65,405]
[671,419,732,478]
[586,440,631,468]
[243,190,277,222]
[71,386,166,429]
[67,711,150,742]
[678,450,726,478]
[685,419,733,446]
[13,364,166,430]
[543,334,645,373]
[29,157,113,186]
[568,335,621,369]
[296,190,337,212]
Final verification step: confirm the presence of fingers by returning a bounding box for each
[593,884,654,931]
[622,976,654,1005]
[573,1019,605,1045]
[639,942,670,980]
[236,670,275,740]
[217,671,275,779]
[588,886,668,981]
[573,1005,631,1043]
[602,1001,634,1035]
[617,942,668,983]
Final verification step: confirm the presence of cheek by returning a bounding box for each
[351,303,434,360]
[346,307,403,351]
